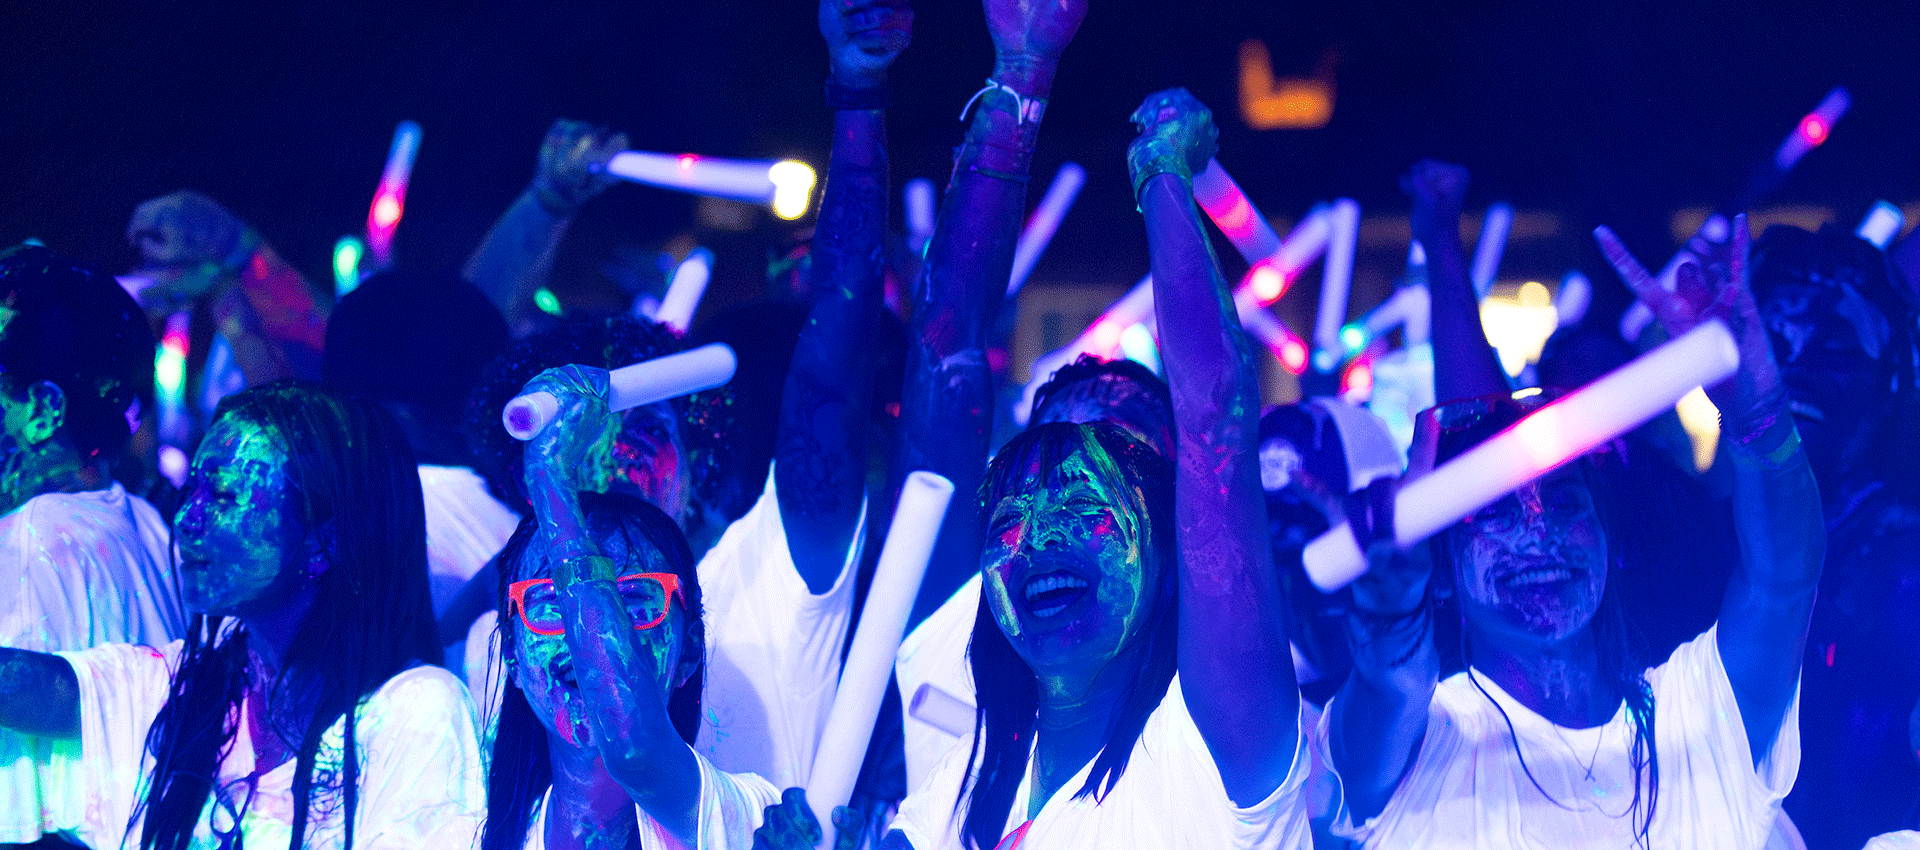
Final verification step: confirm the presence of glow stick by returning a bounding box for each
[1358,285,1432,348]
[655,248,712,333]
[1193,160,1285,259]
[809,471,955,847]
[503,343,737,440]
[1775,87,1850,172]
[1471,202,1513,299]
[905,178,936,255]
[908,683,975,741]
[155,311,190,448]
[602,151,815,210]
[333,236,366,297]
[1313,198,1361,371]
[1302,319,1740,591]
[366,120,422,268]
[1007,162,1086,297]
[1238,288,1312,374]
[1556,270,1592,328]
[1859,201,1904,249]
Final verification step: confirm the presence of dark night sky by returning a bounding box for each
[4,0,1915,323]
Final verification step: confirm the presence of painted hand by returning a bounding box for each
[820,0,912,89]
[519,364,619,499]
[1595,214,1784,424]
[1344,477,1425,616]
[1402,160,1468,249]
[985,0,1086,71]
[752,789,862,850]
[1126,88,1217,199]
[532,119,629,214]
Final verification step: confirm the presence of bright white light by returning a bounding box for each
[768,160,817,220]
[1674,386,1722,472]
[1480,282,1560,378]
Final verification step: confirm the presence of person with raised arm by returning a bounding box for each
[1324,154,1822,845]
[0,382,483,849]
[883,87,1309,850]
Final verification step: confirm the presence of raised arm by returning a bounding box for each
[464,120,627,335]
[776,0,913,594]
[1132,89,1298,806]
[1405,161,1508,401]
[519,366,702,841]
[895,0,1083,624]
[0,648,79,739]
[1597,216,1823,763]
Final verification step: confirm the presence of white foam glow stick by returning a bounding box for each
[655,248,712,333]
[809,471,955,847]
[908,683,975,739]
[1313,198,1362,369]
[1362,285,1432,348]
[1556,270,1592,328]
[1302,319,1739,591]
[503,343,737,440]
[1470,202,1513,299]
[1007,163,1086,297]
[1859,201,1904,249]
[1193,160,1285,259]
[602,151,811,207]
[367,120,422,268]
[905,178,936,255]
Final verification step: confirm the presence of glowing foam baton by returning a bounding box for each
[1312,198,1362,372]
[1193,160,1285,259]
[1556,270,1592,328]
[1007,162,1086,297]
[503,343,737,441]
[601,151,817,219]
[1858,201,1904,250]
[1775,87,1850,172]
[908,683,975,739]
[905,178,936,256]
[1470,202,1513,299]
[809,471,955,848]
[654,248,712,333]
[1302,319,1740,592]
[366,120,422,269]
[333,236,367,297]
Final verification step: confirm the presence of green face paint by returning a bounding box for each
[979,441,1159,677]
[173,415,305,617]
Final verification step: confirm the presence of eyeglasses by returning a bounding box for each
[507,572,682,636]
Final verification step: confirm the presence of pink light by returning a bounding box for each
[1799,115,1829,146]
[1279,337,1308,374]
[678,154,698,172]
[1203,191,1258,242]
[1248,264,1286,304]
[1090,320,1123,355]
[371,193,402,230]
[1340,358,1373,397]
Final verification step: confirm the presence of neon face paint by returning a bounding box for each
[608,401,690,524]
[174,416,304,617]
[980,444,1158,676]
[1452,469,1607,643]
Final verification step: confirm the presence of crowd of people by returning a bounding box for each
[1,1,1917,849]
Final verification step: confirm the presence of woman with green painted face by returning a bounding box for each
[479,364,788,850]
[0,380,484,849]
[883,89,1311,850]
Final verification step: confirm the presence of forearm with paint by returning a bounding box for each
[463,189,570,335]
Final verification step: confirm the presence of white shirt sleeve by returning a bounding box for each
[56,641,183,850]
[694,464,863,789]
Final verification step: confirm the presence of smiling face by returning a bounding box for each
[174,415,307,617]
[509,515,695,750]
[1451,468,1608,646]
[607,401,691,525]
[980,439,1160,679]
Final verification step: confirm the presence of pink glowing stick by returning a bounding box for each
[503,343,736,440]
[1302,319,1739,591]
[1775,87,1850,172]
[366,120,422,268]
[603,150,781,202]
[1007,162,1086,297]
[809,471,954,847]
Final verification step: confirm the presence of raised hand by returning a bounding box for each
[531,119,629,215]
[984,0,1086,90]
[1402,159,1468,249]
[1595,214,1783,424]
[820,0,912,89]
[518,364,619,507]
[1126,87,1217,197]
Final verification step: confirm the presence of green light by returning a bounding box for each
[534,287,564,316]
[333,236,366,296]
[1340,324,1367,353]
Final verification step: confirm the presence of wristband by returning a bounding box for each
[959,79,1046,126]
[826,78,891,110]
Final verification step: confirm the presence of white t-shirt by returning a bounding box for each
[895,576,981,795]
[1866,831,1920,850]
[0,483,183,842]
[418,464,520,619]
[48,640,485,850]
[693,466,861,791]
[890,676,1312,850]
[1324,625,1799,849]
[519,751,781,850]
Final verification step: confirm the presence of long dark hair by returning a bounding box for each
[957,422,1178,850]
[135,381,438,850]
[481,492,707,850]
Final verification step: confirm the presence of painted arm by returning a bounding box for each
[896,0,1083,624]
[0,648,79,739]
[464,120,627,335]
[1597,216,1823,764]
[1132,89,1299,806]
[1406,161,1508,401]
[519,366,702,842]
[776,0,913,594]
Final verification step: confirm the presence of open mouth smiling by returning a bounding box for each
[1021,570,1092,619]
[1493,564,1582,591]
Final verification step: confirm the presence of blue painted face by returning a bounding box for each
[174,415,307,618]
[980,443,1159,682]
[1452,469,1608,645]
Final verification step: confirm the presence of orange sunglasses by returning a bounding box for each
[507,572,682,636]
